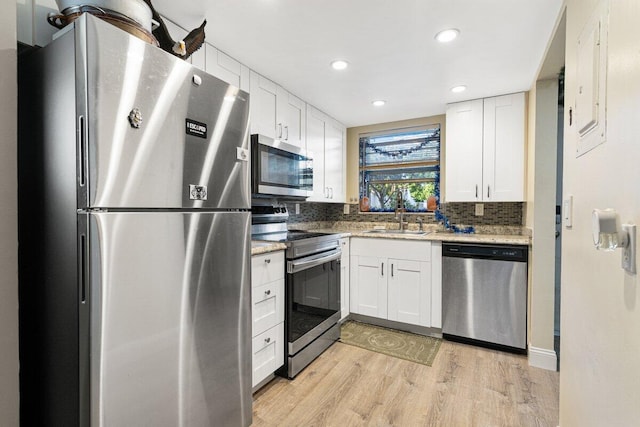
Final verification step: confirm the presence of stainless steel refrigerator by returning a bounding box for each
[18,14,252,426]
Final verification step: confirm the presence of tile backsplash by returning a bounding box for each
[285,201,524,226]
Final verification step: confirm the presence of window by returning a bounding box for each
[359,125,440,212]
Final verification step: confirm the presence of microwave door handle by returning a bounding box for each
[287,249,342,274]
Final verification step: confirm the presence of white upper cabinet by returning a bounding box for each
[324,118,345,202]
[445,92,525,202]
[249,71,306,146]
[18,0,59,47]
[306,106,327,201]
[306,106,346,203]
[205,44,249,91]
[276,86,306,147]
[445,99,484,202]
[482,93,525,201]
[249,71,278,139]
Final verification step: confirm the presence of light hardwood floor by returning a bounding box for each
[252,340,559,427]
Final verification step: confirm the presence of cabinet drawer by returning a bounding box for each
[252,251,285,287]
[252,279,285,337]
[252,323,284,388]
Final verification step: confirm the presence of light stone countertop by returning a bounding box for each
[290,222,531,246]
[251,241,287,255]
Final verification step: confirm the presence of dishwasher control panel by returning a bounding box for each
[443,243,527,262]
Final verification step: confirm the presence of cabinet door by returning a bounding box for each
[324,118,346,202]
[482,93,525,201]
[252,280,284,337]
[249,71,277,139]
[17,0,35,46]
[205,44,246,89]
[387,260,431,327]
[445,99,484,202]
[349,255,387,318]
[33,0,58,47]
[276,86,306,147]
[252,323,284,388]
[251,252,285,287]
[340,238,350,320]
[306,106,327,201]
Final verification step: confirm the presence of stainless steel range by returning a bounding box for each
[252,204,341,378]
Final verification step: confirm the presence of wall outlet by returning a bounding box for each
[295,203,300,215]
[343,204,350,215]
[475,203,484,216]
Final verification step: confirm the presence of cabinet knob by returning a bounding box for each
[264,258,271,264]
[264,289,271,296]
[264,337,271,344]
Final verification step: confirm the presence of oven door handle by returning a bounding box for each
[287,249,342,274]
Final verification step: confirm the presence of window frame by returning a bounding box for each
[358,124,441,214]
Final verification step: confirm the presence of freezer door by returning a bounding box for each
[78,15,250,209]
[84,212,251,426]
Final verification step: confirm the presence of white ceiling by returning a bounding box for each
[154,0,563,128]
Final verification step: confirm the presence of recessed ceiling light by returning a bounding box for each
[451,85,467,93]
[372,100,386,107]
[330,60,349,70]
[435,28,460,43]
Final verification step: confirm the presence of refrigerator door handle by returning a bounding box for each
[80,233,87,303]
[78,115,87,187]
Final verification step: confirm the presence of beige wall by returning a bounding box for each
[561,0,640,424]
[526,86,537,229]
[529,79,559,365]
[345,115,446,202]
[1,2,19,425]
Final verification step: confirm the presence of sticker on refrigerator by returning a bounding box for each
[185,119,207,139]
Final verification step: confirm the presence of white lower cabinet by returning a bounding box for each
[251,324,284,388]
[388,259,431,326]
[350,238,441,328]
[339,238,350,320]
[251,251,285,388]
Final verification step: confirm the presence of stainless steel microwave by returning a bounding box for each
[251,134,313,199]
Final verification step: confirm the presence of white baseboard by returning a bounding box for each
[528,346,557,371]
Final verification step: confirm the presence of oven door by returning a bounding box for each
[286,249,341,355]
[251,134,313,198]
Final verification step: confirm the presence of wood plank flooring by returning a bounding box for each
[252,340,559,427]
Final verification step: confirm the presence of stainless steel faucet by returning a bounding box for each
[417,217,423,231]
[395,190,406,230]
[396,208,406,230]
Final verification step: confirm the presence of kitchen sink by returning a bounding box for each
[363,229,430,235]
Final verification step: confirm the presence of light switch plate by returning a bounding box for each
[295,203,300,215]
[343,204,350,215]
[475,203,484,216]
[563,195,573,227]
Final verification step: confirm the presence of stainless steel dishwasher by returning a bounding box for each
[442,243,528,353]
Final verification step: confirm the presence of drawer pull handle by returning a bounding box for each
[264,290,271,296]
[264,259,271,264]
[264,337,271,344]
